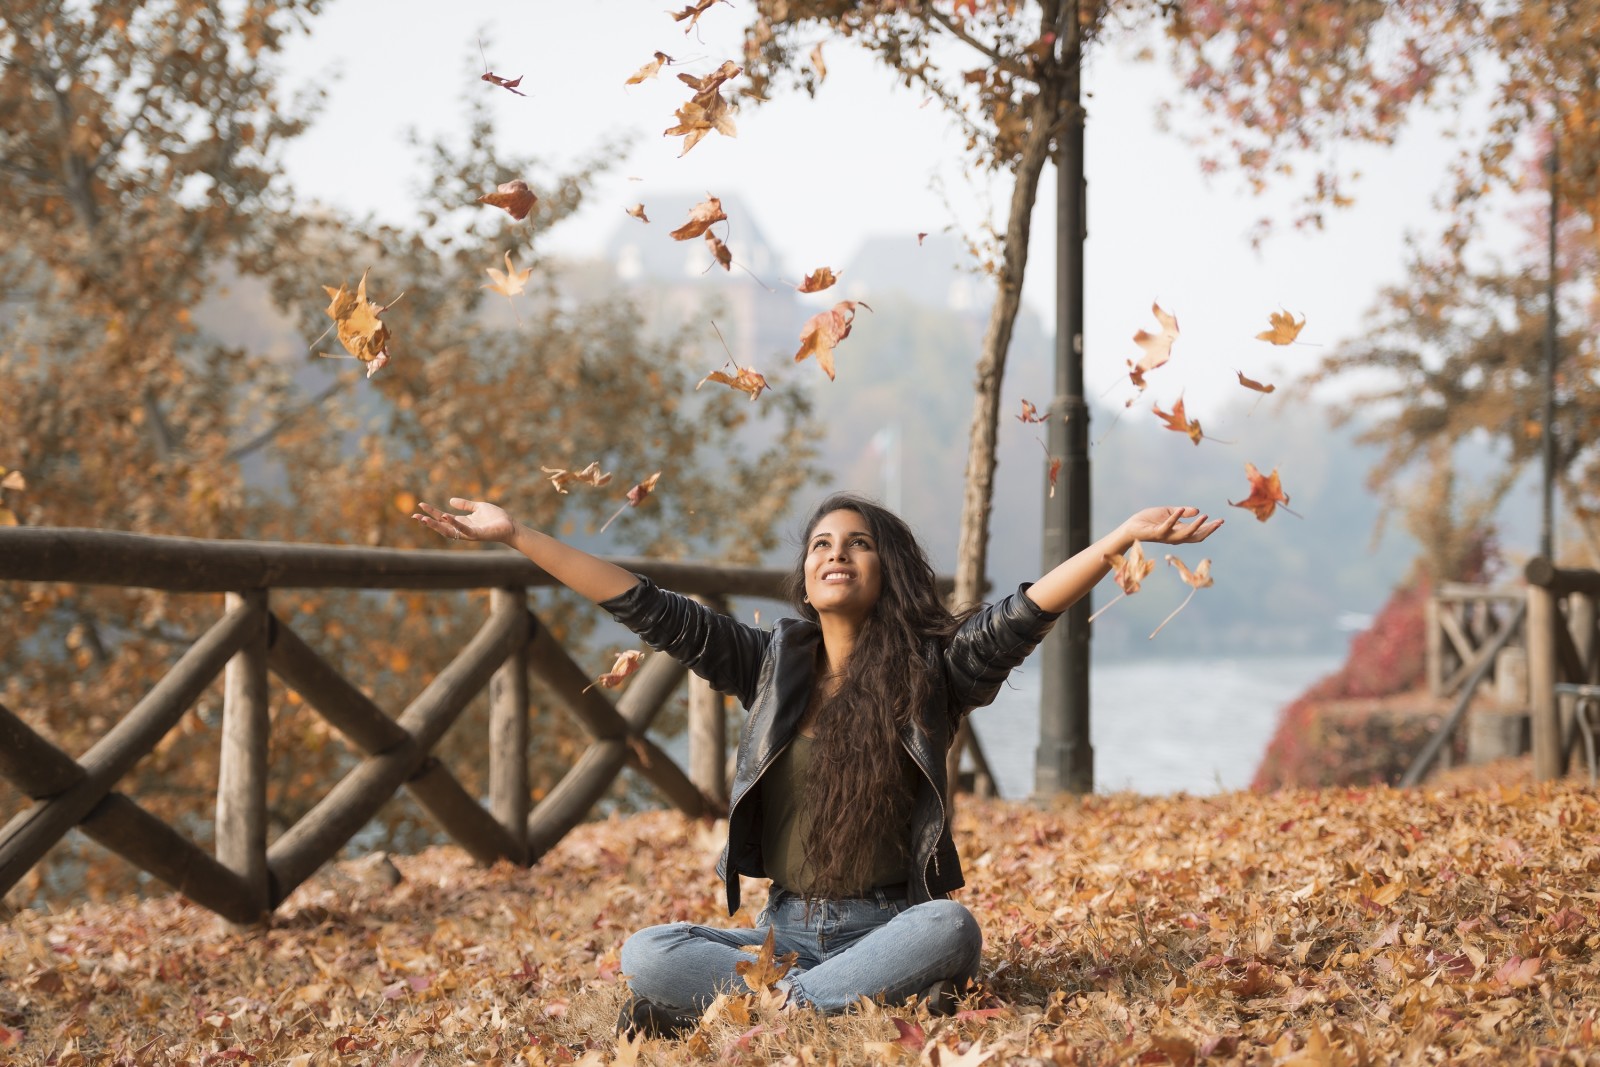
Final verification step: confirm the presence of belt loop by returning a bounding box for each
[874,886,889,910]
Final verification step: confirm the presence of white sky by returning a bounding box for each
[275,0,1517,415]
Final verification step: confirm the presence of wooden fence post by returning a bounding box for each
[1425,595,1443,696]
[216,590,270,918]
[1527,581,1560,782]
[489,590,531,852]
[688,596,729,808]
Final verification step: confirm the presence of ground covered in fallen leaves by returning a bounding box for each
[4,776,1599,1066]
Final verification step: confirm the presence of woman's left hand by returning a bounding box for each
[1120,506,1223,546]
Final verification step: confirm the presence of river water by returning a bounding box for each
[969,653,1342,797]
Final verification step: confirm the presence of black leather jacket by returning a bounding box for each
[600,576,1059,915]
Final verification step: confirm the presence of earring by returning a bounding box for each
[802,595,810,604]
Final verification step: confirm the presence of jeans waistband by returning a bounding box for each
[771,882,910,907]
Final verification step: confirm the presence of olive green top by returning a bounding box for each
[760,733,914,897]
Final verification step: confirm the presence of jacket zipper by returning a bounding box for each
[904,738,945,899]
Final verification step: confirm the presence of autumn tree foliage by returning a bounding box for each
[0,0,818,901]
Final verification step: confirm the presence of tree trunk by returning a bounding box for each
[951,85,1060,612]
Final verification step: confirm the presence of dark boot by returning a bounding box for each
[616,992,699,1039]
[919,978,963,1017]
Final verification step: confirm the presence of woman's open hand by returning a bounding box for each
[412,498,515,544]
[1120,506,1223,546]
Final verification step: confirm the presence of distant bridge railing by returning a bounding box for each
[0,527,798,922]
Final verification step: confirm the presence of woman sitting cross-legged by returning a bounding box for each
[413,491,1221,1036]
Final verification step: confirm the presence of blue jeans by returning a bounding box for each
[619,887,982,1015]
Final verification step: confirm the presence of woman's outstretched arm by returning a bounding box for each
[1025,506,1222,615]
[412,497,640,603]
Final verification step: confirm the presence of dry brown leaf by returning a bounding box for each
[809,41,827,81]
[480,71,526,96]
[669,0,724,31]
[734,927,796,992]
[478,179,537,221]
[625,51,673,85]
[1,468,25,491]
[1236,370,1276,393]
[1153,395,1204,445]
[796,267,838,293]
[670,195,727,240]
[705,230,732,271]
[1149,554,1215,639]
[1256,309,1307,345]
[1017,399,1048,423]
[585,649,646,692]
[600,471,664,533]
[540,462,612,494]
[1229,462,1296,522]
[319,269,399,378]
[697,362,770,401]
[794,300,870,380]
[482,251,531,300]
[1127,301,1180,397]
[625,203,649,223]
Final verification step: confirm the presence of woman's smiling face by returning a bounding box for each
[803,508,883,619]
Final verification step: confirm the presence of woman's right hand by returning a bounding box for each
[412,497,516,544]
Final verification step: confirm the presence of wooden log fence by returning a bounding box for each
[1426,582,1526,699]
[0,527,986,919]
[1525,558,1600,782]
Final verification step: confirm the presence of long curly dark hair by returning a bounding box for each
[781,492,963,896]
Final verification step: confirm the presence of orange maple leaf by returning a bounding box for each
[318,269,400,378]
[1149,554,1214,639]
[625,203,649,223]
[1235,370,1276,393]
[670,0,725,31]
[664,61,740,154]
[697,361,770,401]
[1126,301,1179,402]
[796,267,839,293]
[480,71,526,96]
[809,41,828,81]
[625,51,673,85]
[1153,395,1205,445]
[1256,309,1306,345]
[1017,398,1048,423]
[705,231,732,271]
[584,649,646,693]
[478,179,537,221]
[1087,542,1153,625]
[600,472,663,533]
[734,928,797,993]
[670,195,727,240]
[794,300,870,380]
[540,462,612,494]
[1229,462,1298,521]
[482,251,532,322]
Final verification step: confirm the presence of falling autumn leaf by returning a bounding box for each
[917,232,928,245]
[670,0,725,31]
[665,61,740,155]
[1236,370,1276,394]
[482,251,532,322]
[600,471,663,533]
[583,649,647,692]
[625,203,649,223]
[1229,462,1298,521]
[1149,554,1214,639]
[478,179,537,221]
[1046,456,1062,497]
[318,269,400,378]
[796,267,839,293]
[1126,301,1179,402]
[625,51,673,85]
[540,462,612,494]
[1152,395,1211,446]
[794,300,870,381]
[705,230,732,271]
[1017,399,1048,423]
[1256,309,1307,345]
[1087,541,1153,623]
[670,195,727,240]
[698,361,770,401]
[480,71,526,96]
[1,468,25,491]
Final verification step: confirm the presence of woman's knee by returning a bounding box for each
[619,923,688,994]
[910,899,982,972]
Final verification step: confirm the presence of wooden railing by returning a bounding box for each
[0,528,787,922]
[1426,582,1527,699]
[1525,558,1600,781]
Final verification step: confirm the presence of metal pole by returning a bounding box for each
[1035,0,1093,797]
[1541,125,1559,562]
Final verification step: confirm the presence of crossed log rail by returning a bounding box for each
[1525,557,1600,782]
[1425,582,1526,699]
[0,528,799,923]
